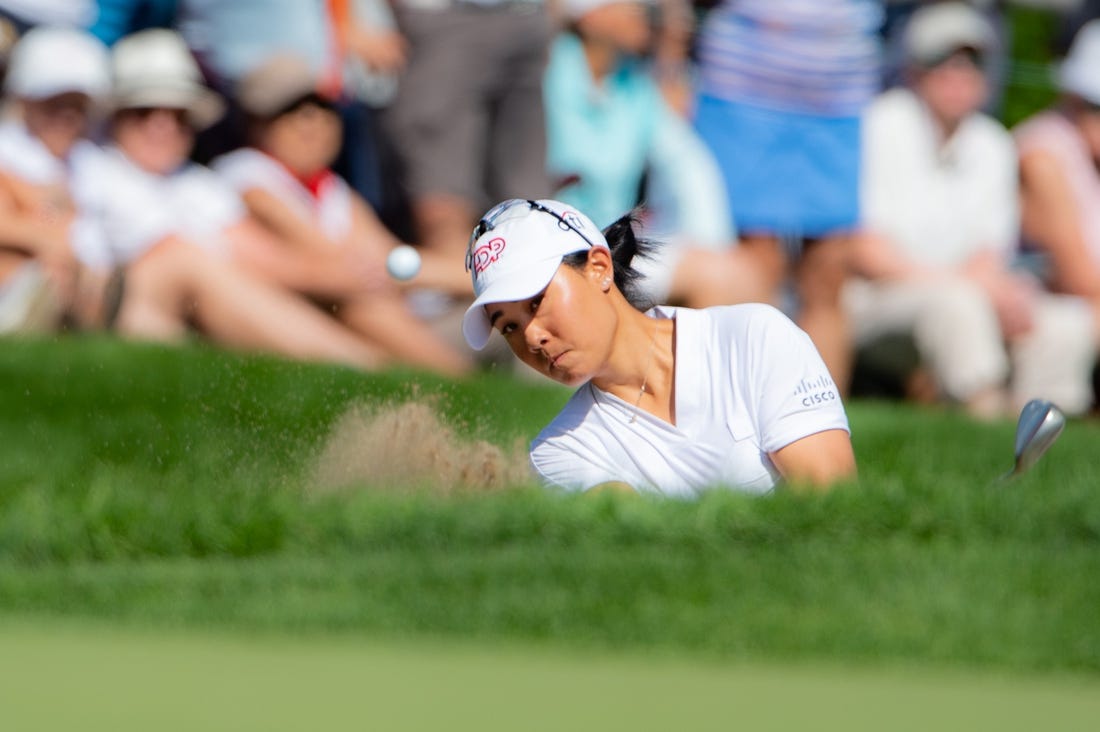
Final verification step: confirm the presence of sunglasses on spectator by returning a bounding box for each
[922,46,985,71]
[119,107,191,126]
[271,92,338,120]
[38,94,92,116]
[465,199,597,274]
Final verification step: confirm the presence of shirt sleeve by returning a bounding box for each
[528,443,613,493]
[738,305,850,454]
[528,389,626,493]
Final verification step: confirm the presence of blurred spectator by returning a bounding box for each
[334,0,407,220]
[382,0,552,259]
[849,2,1095,417]
[0,27,386,369]
[0,25,110,330]
[89,1,398,219]
[213,54,473,376]
[692,0,883,391]
[544,0,769,307]
[881,1,1010,113]
[1016,20,1100,326]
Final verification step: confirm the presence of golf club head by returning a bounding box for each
[1010,399,1066,477]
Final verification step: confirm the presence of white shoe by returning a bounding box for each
[0,262,62,335]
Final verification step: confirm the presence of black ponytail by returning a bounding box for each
[561,208,659,312]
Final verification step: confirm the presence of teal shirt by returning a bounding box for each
[543,33,662,229]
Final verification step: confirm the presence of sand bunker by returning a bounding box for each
[309,400,530,495]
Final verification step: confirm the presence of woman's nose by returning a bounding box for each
[524,321,548,352]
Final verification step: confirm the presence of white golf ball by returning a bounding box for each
[386,245,421,281]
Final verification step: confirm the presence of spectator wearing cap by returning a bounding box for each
[0,25,112,329]
[0,27,389,367]
[1015,20,1100,337]
[212,54,473,377]
[848,2,1096,417]
[544,0,768,309]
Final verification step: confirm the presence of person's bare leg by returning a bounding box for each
[339,294,474,377]
[738,234,789,298]
[669,245,777,308]
[413,194,477,257]
[795,234,854,394]
[117,239,384,369]
[0,250,28,285]
[409,248,474,297]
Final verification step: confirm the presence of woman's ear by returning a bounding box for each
[585,247,614,290]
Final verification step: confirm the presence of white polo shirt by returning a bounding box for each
[213,147,354,242]
[0,121,114,267]
[530,303,850,496]
[860,87,1018,265]
[90,148,246,265]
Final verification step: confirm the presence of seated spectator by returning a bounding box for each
[545,0,769,308]
[849,2,1096,418]
[1015,20,1100,328]
[213,54,473,376]
[0,26,385,370]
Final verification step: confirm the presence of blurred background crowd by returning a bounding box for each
[0,0,1099,419]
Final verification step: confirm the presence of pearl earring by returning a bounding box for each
[602,278,611,290]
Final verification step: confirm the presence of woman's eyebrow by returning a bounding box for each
[489,310,503,328]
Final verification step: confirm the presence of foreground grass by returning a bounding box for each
[3,621,1098,732]
[1,335,1098,675]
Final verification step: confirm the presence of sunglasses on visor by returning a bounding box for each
[465,199,598,273]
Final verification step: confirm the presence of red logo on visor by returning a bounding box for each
[472,237,507,275]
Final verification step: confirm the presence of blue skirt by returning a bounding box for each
[694,94,861,239]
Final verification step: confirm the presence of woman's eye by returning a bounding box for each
[529,296,543,313]
[500,323,516,335]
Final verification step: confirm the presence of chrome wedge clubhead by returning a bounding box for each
[1003,399,1066,480]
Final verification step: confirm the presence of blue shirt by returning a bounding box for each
[543,33,663,229]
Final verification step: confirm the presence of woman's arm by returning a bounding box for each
[770,429,857,491]
[241,187,345,256]
[1018,149,1100,299]
[347,194,474,295]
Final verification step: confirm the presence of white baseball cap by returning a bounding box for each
[1058,19,1100,106]
[904,1,995,67]
[462,199,608,350]
[4,26,110,101]
[110,29,225,130]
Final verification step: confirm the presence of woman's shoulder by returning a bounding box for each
[1014,110,1084,159]
[675,302,795,338]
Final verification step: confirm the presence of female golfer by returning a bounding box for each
[462,199,856,495]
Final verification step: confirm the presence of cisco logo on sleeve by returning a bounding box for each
[794,374,837,407]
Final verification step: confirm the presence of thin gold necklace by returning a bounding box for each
[630,318,661,424]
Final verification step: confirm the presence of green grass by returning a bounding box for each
[1,335,1098,678]
[2,621,1098,732]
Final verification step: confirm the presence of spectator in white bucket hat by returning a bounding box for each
[0,26,397,367]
